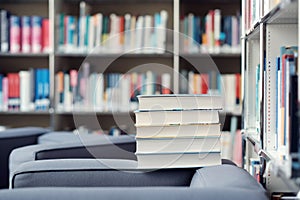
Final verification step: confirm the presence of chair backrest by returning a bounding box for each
[11,159,196,188]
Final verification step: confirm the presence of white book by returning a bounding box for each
[223,74,236,112]
[79,1,90,52]
[88,16,95,52]
[195,74,201,94]
[95,73,104,111]
[161,73,171,93]
[94,13,103,49]
[135,16,144,53]
[156,10,168,53]
[214,9,221,53]
[136,123,221,138]
[220,131,232,160]
[64,74,72,111]
[124,14,131,52]
[145,71,154,95]
[137,94,223,111]
[188,71,194,94]
[120,74,131,111]
[109,14,121,53]
[88,73,97,108]
[130,16,136,52]
[135,109,220,126]
[19,71,31,111]
[136,151,221,169]
[231,16,238,48]
[136,136,220,153]
[143,15,152,53]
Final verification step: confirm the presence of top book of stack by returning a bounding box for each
[137,94,223,111]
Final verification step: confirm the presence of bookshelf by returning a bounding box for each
[242,0,300,197]
[0,0,241,133]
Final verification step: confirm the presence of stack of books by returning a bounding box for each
[135,94,223,169]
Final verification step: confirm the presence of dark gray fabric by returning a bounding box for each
[9,135,137,178]
[11,159,195,188]
[0,127,49,189]
[38,132,79,144]
[190,165,265,191]
[0,187,269,200]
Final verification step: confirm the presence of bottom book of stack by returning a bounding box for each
[136,151,221,169]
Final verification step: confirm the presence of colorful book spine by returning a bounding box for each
[42,18,50,53]
[9,15,21,53]
[21,16,31,53]
[31,16,42,53]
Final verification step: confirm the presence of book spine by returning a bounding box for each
[19,71,31,111]
[2,77,8,111]
[10,15,21,53]
[42,18,50,53]
[31,16,42,53]
[21,16,31,53]
[161,73,171,94]
[1,10,10,52]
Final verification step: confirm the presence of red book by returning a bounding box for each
[7,73,20,110]
[201,73,209,94]
[235,73,241,104]
[42,18,50,52]
[119,16,125,45]
[64,16,68,46]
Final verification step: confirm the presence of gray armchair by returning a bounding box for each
[0,127,49,189]
[8,159,268,200]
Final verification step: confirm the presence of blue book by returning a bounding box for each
[84,15,90,48]
[42,69,49,110]
[223,16,232,46]
[193,16,200,45]
[67,16,76,48]
[35,69,43,110]
[58,13,65,47]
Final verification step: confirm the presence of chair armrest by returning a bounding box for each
[190,165,266,191]
[0,127,49,189]
[9,135,137,177]
[11,159,195,188]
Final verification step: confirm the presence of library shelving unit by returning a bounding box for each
[0,0,241,133]
[242,0,300,197]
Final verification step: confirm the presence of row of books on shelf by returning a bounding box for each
[0,10,50,53]
[180,70,242,114]
[0,68,49,112]
[135,95,223,168]
[244,0,282,31]
[55,63,172,112]
[57,2,168,54]
[180,10,241,54]
[55,64,241,113]
[255,45,299,168]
